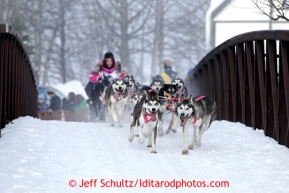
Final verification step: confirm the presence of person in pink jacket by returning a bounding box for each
[85,52,125,122]
[90,52,125,81]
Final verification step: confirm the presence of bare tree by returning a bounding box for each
[251,0,289,21]
[94,0,153,71]
[151,0,163,78]
[1,0,210,86]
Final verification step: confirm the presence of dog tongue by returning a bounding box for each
[180,117,187,126]
[150,112,157,121]
[114,91,121,99]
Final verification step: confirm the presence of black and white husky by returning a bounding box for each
[150,75,164,92]
[171,77,188,98]
[177,94,217,155]
[103,78,128,127]
[124,75,137,94]
[128,89,160,153]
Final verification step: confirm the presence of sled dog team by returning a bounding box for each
[101,74,217,155]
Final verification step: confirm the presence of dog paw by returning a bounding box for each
[165,129,171,134]
[147,144,152,148]
[188,145,194,150]
[195,141,201,147]
[182,150,189,155]
[110,123,114,126]
[172,129,177,133]
[128,136,133,143]
[151,150,157,154]
[134,134,139,137]
[118,123,123,127]
[139,138,144,144]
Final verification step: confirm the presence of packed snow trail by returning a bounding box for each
[1,117,289,193]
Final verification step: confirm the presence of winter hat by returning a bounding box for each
[104,52,114,59]
[162,59,172,67]
[89,72,99,83]
[47,87,55,94]
[38,93,45,100]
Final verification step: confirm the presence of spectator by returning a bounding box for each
[38,95,49,112]
[47,88,61,111]
[73,94,88,122]
[63,92,76,111]
[160,59,179,84]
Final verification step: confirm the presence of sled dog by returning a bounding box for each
[150,76,164,92]
[177,94,217,155]
[171,77,188,98]
[124,75,137,93]
[157,84,178,136]
[128,89,160,153]
[104,78,128,127]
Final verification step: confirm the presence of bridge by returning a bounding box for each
[1,24,289,148]
[0,24,37,138]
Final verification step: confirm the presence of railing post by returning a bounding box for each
[245,41,255,129]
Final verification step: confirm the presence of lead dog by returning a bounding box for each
[103,78,128,127]
[177,94,217,155]
[128,89,160,153]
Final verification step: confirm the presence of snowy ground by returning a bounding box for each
[1,116,289,193]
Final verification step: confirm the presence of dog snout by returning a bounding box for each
[181,113,185,117]
[152,108,156,112]
[118,87,122,90]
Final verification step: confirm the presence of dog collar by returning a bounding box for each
[190,107,198,124]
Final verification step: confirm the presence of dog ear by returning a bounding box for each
[189,94,193,104]
[145,90,151,99]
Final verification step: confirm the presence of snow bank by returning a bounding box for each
[53,80,88,99]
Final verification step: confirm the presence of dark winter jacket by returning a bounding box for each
[49,95,61,111]
[85,81,96,101]
[62,98,76,111]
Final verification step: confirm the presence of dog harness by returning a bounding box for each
[142,108,156,123]
[188,95,205,123]
[159,96,178,112]
[195,95,206,101]
[189,96,216,124]
[188,106,198,124]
